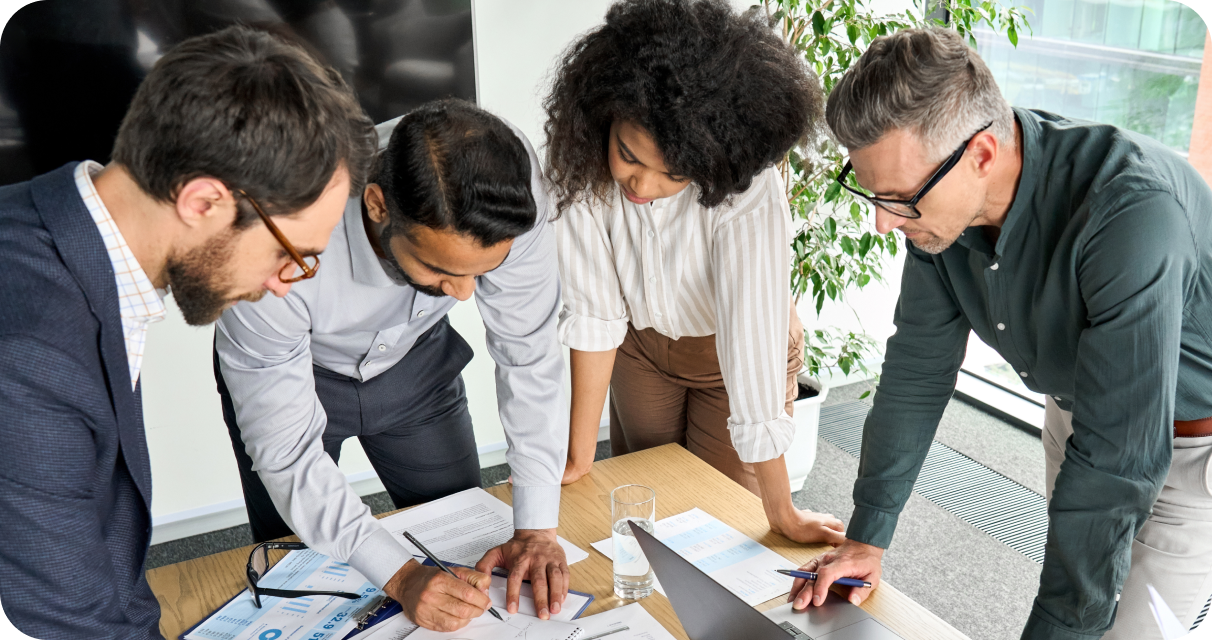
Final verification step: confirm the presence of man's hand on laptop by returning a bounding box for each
[387,560,492,632]
[476,528,569,620]
[788,539,883,609]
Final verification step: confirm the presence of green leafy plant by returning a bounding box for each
[762,0,1031,385]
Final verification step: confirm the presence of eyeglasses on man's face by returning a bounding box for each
[233,189,321,283]
[835,121,995,220]
[244,542,362,608]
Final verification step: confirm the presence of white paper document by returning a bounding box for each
[184,549,382,640]
[575,603,677,640]
[358,573,591,640]
[590,508,797,606]
[379,488,590,566]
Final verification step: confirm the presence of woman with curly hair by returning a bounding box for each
[548,0,845,545]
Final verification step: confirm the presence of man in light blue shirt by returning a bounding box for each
[215,100,568,633]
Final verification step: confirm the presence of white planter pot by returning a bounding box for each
[787,373,828,492]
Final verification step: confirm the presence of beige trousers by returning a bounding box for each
[1044,398,1212,639]
[608,304,804,496]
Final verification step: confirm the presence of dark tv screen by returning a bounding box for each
[0,0,475,186]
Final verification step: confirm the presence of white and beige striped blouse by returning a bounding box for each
[556,166,796,464]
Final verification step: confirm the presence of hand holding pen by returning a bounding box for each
[403,531,504,622]
[383,531,501,632]
[786,540,884,610]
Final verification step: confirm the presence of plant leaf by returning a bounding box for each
[812,10,826,36]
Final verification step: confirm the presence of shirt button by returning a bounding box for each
[647,230,655,238]
[649,276,656,283]
[654,311,663,318]
[1019,371,1029,378]
[377,344,386,352]
[417,310,425,317]
[997,323,1006,330]
[990,263,1000,271]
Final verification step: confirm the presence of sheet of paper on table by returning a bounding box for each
[356,573,591,640]
[575,603,678,640]
[379,488,590,566]
[183,549,382,640]
[590,508,798,606]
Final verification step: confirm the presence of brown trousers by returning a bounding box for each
[608,304,805,496]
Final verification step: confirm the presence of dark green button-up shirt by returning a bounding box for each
[851,108,1212,639]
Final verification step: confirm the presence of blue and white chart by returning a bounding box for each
[590,508,798,606]
[184,549,382,640]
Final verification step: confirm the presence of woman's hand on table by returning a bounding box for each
[769,507,847,546]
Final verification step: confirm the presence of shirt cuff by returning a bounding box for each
[512,484,562,530]
[347,527,414,589]
[845,506,899,550]
[1021,609,1106,640]
[728,414,796,464]
[557,312,627,352]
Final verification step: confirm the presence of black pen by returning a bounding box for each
[403,531,504,621]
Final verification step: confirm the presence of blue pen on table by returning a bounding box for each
[403,531,504,621]
[776,569,872,589]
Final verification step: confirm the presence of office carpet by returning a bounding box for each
[146,385,1044,640]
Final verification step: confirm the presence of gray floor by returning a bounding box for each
[148,386,1042,640]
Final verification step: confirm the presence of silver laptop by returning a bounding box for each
[630,521,903,639]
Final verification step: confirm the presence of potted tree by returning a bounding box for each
[769,0,1031,490]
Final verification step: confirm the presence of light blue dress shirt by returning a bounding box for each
[215,119,567,589]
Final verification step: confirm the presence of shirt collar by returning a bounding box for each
[344,196,398,288]
[949,109,1042,260]
[992,108,1042,257]
[74,161,167,324]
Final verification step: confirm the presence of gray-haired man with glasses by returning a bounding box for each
[787,27,1212,640]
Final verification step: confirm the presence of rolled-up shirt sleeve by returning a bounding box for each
[556,201,630,352]
[215,297,411,589]
[711,172,797,464]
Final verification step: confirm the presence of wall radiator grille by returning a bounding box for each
[819,402,1049,564]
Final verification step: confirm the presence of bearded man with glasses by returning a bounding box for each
[0,26,375,640]
[786,27,1212,640]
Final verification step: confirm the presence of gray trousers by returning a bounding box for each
[216,318,481,543]
[1044,398,1212,639]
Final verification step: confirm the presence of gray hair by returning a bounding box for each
[825,27,1014,161]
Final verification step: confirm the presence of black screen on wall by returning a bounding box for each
[0,0,475,186]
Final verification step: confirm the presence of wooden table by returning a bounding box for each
[149,443,968,640]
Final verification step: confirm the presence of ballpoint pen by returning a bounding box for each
[581,626,630,640]
[776,569,872,589]
[403,531,504,621]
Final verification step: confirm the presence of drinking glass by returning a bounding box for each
[611,484,656,599]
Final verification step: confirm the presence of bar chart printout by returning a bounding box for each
[184,549,381,640]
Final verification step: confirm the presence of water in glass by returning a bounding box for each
[611,484,656,599]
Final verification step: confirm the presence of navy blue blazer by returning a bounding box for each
[0,163,162,639]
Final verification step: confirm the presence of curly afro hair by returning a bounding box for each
[543,0,824,212]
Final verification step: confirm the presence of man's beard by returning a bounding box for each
[905,231,955,255]
[378,223,447,298]
[166,230,265,326]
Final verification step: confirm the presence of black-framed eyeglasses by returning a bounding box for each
[245,542,362,608]
[835,121,994,219]
[233,189,321,283]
